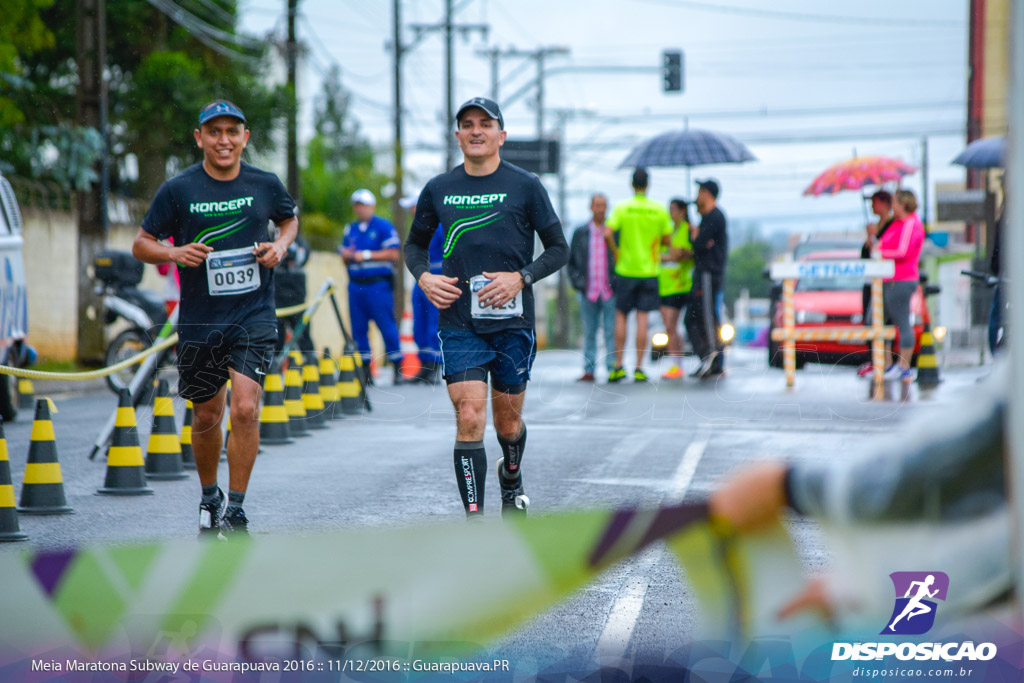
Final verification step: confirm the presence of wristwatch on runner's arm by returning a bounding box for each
[519,269,534,287]
[362,250,372,262]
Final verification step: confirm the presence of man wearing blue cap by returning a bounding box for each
[339,188,405,384]
[133,99,298,537]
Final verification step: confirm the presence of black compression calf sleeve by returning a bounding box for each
[497,424,527,476]
[453,441,487,516]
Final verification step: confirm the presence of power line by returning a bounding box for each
[631,0,962,28]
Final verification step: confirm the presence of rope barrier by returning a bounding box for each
[0,283,336,381]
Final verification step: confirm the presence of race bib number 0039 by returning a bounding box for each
[207,246,260,296]
[470,275,522,319]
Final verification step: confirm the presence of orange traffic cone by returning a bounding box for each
[145,380,188,480]
[98,389,154,495]
[18,399,73,515]
[0,420,27,541]
[399,308,421,380]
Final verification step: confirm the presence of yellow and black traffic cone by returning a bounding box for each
[17,378,34,411]
[180,400,195,469]
[0,420,28,541]
[283,364,309,436]
[347,342,371,412]
[916,321,942,388]
[98,389,154,496]
[145,380,188,480]
[319,348,342,420]
[260,362,293,444]
[338,354,362,416]
[18,398,73,515]
[302,363,329,429]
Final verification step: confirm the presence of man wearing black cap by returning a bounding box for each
[685,179,728,378]
[404,97,568,519]
[133,99,298,537]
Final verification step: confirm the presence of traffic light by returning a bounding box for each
[663,49,683,93]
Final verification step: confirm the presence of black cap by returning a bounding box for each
[695,178,720,199]
[198,99,246,126]
[455,97,504,129]
[631,168,649,189]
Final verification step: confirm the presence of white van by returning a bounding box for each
[0,174,33,421]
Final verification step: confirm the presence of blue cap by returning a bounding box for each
[198,100,246,126]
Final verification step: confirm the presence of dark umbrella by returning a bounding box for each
[952,136,1005,169]
[618,128,757,169]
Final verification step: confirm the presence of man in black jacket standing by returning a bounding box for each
[567,193,617,381]
[685,179,728,379]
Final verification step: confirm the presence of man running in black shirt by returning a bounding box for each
[405,97,568,518]
[685,179,728,379]
[133,100,298,537]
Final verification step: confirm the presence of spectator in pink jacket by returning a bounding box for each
[874,189,924,382]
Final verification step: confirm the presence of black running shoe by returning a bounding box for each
[219,507,250,536]
[496,457,529,518]
[198,488,224,539]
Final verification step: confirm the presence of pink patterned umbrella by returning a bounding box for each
[803,156,917,196]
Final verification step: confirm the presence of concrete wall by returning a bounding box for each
[20,206,379,363]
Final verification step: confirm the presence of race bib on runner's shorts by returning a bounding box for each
[206,246,260,296]
[470,275,523,319]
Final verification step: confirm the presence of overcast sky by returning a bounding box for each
[237,0,970,236]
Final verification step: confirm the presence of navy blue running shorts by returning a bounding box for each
[176,336,275,404]
[439,328,537,394]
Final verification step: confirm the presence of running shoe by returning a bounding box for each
[634,368,650,382]
[901,367,916,383]
[576,372,596,382]
[608,367,627,383]
[661,365,683,379]
[856,362,874,378]
[496,458,529,518]
[198,488,224,539]
[883,364,903,381]
[697,352,720,379]
[219,507,250,536]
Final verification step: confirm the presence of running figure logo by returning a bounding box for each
[883,571,949,635]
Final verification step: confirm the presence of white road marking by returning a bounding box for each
[594,432,709,663]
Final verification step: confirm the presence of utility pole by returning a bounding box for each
[391,0,405,321]
[409,6,487,170]
[476,46,501,99]
[76,0,108,363]
[286,0,300,203]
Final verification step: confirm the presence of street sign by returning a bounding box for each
[503,139,560,175]
[769,259,894,281]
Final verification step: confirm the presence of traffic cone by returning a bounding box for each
[338,354,363,416]
[399,309,421,380]
[319,348,342,420]
[302,363,329,429]
[180,400,195,469]
[98,389,154,496]
[284,364,310,436]
[145,380,188,480]
[18,399,73,515]
[916,321,942,388]
[259,363,293,445]
[0,421,28,541]
[17,378,34,411]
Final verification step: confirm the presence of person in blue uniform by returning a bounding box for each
[339,189,405,384]
[401,192,444,383]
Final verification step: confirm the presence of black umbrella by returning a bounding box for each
[951,136,1005,169]
[619,128,757,169]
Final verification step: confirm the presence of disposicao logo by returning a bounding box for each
[884,571,948,635]
[831,571,998,663]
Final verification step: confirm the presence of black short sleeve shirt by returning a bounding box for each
[141,162,296,344]
[409,161,560,333]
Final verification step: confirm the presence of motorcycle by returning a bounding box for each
[93,250,170,393]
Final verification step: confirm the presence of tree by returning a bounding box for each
[0,0,54,128]
[300,65,389,250]
[725,241,773,307]
[1,0,286,197]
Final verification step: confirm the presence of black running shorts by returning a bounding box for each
[176,337,275,404]
[615,276,660,313]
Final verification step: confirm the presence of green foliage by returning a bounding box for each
[300,211,345,252]
[0,0,54,127]
[725,241,773,307]
[1,0,284,196]
[300,65,390,228]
